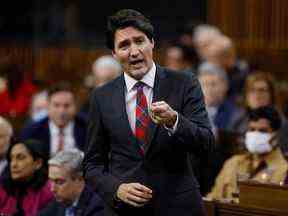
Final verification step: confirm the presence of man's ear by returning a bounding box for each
[112,50,117,59]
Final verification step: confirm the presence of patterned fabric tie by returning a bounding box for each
[57,127,65,152]
[135,82,150,156]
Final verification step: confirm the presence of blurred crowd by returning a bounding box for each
[0,23,288,215]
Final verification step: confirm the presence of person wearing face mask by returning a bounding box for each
[206,106,288,202]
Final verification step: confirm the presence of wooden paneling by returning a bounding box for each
[207,0,288,82]
[208,0,288,50]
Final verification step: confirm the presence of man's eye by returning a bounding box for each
[118,42,130,50]
[136,39,144,44]
[55,179,66,185]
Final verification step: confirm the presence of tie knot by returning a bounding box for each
[59,127,65,135]
[134,81,145,90]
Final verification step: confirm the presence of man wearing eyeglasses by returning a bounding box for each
[39,149,104,216]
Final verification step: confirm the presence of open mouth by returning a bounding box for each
[130,59,144,66]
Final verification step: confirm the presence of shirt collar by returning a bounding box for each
[124,62,156,92]
[49,120,75,135]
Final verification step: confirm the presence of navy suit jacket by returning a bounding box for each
[84,66,215,216]
[39,185,104,216]
[20,115,87,154]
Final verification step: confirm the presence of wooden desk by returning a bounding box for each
[204,200,288,216]
[216,202,288,216]
[239,180,288,211]
[204,181,288,216]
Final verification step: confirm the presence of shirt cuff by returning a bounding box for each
[164,112,179,135]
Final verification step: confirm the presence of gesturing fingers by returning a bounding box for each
[117,183,153,207]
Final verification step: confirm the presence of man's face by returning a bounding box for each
[112,27,154,80]
[199,74,228,107]
[49,165,83,206]
[48,91,76,128]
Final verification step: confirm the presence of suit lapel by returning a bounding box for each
[43,120,51,154]
[146,66,170,153]
[113,75,137,148]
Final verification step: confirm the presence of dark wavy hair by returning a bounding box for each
[106,9,154,50]
[1,139,49,195]
[248,106,282,131]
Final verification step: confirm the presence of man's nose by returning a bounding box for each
[130,44,140,57]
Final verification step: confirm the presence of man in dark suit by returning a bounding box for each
[39,149,104,216]
[20,82,87,155]
[83,9,214,216]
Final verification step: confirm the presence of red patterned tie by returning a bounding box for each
[135,82,150,156]
[57,128,65,152]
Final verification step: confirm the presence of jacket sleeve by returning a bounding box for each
[173,73,215,154]
[83,89,122,208]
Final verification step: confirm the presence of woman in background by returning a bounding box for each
[0,139,53,216]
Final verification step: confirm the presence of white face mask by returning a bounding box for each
[245,131,272,154]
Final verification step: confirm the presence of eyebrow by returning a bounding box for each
[49,177,66,181]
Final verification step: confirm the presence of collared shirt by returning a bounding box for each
[49,121,76,155]
[65,198,79,216]
[124,62,178,134]
[206,147,288,202]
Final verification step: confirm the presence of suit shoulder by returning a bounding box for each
[21,118,49,136]
[90,75,122,98]
[160,66,197,84]
[38,200,63,216]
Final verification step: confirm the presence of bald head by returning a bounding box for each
[92,55,122,87]
[0,116,13,158]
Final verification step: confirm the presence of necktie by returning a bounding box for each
[57,127,65,152]
[135,82,150,156]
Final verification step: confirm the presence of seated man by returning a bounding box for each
[20,82,87,156]
[206,106,288,202]
[39,149,104,216]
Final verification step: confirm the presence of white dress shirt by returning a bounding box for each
[49,121,76,155]
[124,62,178,134]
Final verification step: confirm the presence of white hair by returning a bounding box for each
[49,148,84,177]
[92,55,122,74]
[193,24,222,44]
[198,61,228,82]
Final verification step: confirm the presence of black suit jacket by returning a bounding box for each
[84,66,215,216]
[38,185,104,216]
[20,115,87,154]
